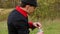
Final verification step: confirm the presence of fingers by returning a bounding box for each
[33,23,38,28]
[37,22,42,28]
[33,22,42,29]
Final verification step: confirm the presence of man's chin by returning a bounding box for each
[28,12,34,15]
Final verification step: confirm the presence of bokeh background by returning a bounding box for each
[0,0,60,34]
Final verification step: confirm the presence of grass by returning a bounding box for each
[0,19,60,34]
[0,21,8,34]
[42,19,60,34]
[0,9,60,34]
[0,9,13,21]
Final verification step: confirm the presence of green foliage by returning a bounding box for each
[0,0,20,8]
[29,0,60,21]
[0,0,60,20]
[0,9,12,21]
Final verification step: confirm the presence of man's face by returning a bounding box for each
[28,6,36,13]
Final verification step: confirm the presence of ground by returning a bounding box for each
[0,19,60,34]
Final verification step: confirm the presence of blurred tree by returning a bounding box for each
[0,0,60,20]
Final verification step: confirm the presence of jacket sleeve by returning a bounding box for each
[28,22,36,30]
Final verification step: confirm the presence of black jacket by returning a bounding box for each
[7,6,35,34]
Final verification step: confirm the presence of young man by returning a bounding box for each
[7,0,42,34]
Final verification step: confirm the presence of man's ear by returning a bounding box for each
[20,2,22,4]
[25,5,30,10]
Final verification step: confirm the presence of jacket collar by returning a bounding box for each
[16,6,28,17]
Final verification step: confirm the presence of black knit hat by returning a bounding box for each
[21,0,37,7]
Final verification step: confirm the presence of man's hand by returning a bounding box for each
[33,22,42,29]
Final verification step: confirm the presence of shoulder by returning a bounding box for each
[8,9,24,20]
